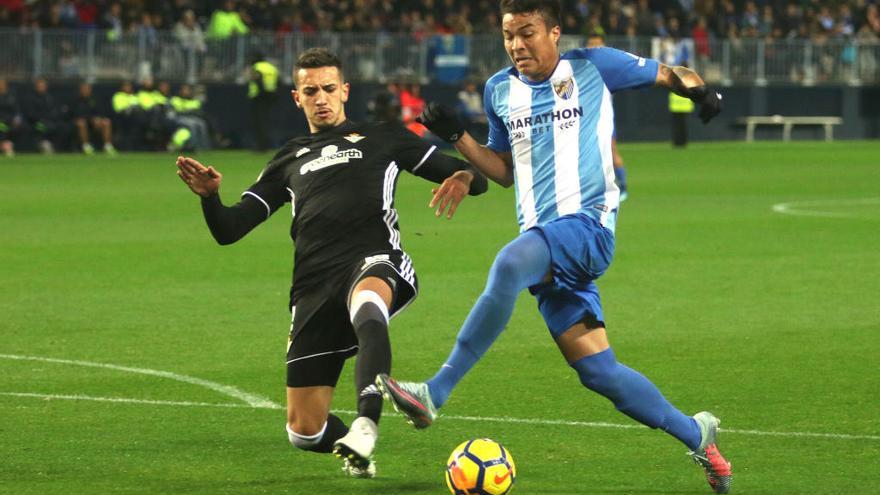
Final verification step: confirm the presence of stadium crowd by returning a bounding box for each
[1,0,878,43]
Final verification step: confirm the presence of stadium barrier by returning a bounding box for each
[1,29,878,87]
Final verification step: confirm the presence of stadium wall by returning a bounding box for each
[9,82,878,150]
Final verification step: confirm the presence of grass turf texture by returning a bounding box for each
[1,142,878,494]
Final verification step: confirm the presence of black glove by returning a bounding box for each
[697,88,722,124]
[416,102,465,143]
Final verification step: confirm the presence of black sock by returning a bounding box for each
[304,414,348,453]
[352,301,391,424]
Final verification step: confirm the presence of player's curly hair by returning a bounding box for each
[499,0,561,28]
[295,48,344,78]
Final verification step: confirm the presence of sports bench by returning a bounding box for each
[737,115,843,142]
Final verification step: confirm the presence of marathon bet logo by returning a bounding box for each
[300,145,363,175]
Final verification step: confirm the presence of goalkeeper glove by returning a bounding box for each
[416,102,465,143]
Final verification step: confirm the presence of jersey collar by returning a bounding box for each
[513,56,563,87]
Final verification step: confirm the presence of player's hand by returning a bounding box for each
[698,88,722,124]
[176,155,222,197]
[429,170,473,219]
[416,102,465,143]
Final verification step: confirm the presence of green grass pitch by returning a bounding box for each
[1,141,878,494]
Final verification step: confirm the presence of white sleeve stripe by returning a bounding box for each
[411,145,437,173]
[241,191,271,220]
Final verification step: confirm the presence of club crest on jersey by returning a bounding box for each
[344,133,366,143]
[553,77,574,100]
[300,145,363,175]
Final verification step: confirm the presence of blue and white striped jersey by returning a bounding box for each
[484,47,658,233]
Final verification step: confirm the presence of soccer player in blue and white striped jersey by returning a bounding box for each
[377,1,730,493]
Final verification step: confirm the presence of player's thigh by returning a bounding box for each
[345,252,418,318]
[286,385,335,434]
[350,276,393,310]
[554,323,609,364]
[286,302,355,374]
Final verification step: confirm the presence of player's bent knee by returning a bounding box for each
[286,421,327,450]
[570,349,622,395]
[489,247,522,284]
[349,290,389,329]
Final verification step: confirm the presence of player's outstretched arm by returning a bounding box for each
[176,156,267,245]
[655,64,722,123]
[416,102,514,187]
[453,133,514,188]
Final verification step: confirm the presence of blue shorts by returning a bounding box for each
[527,213,615,338]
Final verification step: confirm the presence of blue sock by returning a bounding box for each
[571,348,701,450]
[614,166,627,193]
[427,230,550,408]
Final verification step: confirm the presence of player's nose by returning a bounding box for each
[510,35,526,52]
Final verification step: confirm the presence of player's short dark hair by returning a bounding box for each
[295,48,344,79]
[499,0,561,28]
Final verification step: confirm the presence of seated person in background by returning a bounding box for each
[0,78,22,157]
[456,80,487,125]
[171,83,212,150]
[22,78,67,154]
[70,82,117,155]
[136,78,172,149]
[112,81,141,150]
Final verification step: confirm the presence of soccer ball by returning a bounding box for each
[445,438,516,495]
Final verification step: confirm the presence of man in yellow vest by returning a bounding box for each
[206,0,249,41]
[248,51,279,151]
[172,83,211,150]
[112,81,141,149]
[669,85,695,147]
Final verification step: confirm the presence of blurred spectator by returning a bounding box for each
[22,78,67,154]
[136,78,173,149]
[399,82,426,137]
[0,78,21,157]
[170,83,211,150]
[456,80,485,125]
[111,80,140,149]
[70,82,116,155]
[57,40,81,78]
[207,0,249,40]
[174,9,207,79]
[247,50,278,151]
[368,82,401,123]
[692,16,711,61]
[101,2,124,42]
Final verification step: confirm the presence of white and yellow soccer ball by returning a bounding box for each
[445,438,516,495]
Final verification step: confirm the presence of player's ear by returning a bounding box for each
[340,82,350,103]
[549,24,561,44]
[291,89,302,108]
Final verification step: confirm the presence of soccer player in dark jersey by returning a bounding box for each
[176,48,487,478]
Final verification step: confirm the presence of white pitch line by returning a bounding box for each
[0,392,280,410]
[772,197,880,218]
[4,391,877,442]
[0,354,281,409]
